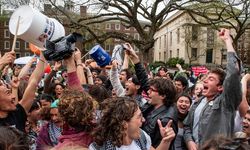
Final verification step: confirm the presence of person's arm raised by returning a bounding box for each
[19,53,47,114]
[75,48,87,85]
[18,57,37,80]
[0,51,15,71]
[64,52,83,91]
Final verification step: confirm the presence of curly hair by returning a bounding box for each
[149,78,177,107]
[93,97,138,147]
[58,89,95,132]
[0,126,29,150]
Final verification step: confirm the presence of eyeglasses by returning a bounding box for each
[149,87,158,93]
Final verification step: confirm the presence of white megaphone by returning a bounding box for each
[9,5,65,49]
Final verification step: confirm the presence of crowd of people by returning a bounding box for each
[0,29,249,150]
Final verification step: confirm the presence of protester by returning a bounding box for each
[174,76,189,96]
[125,43,178,149]
[52,51,95,149]
[89,97,176,150]
[36,100,63,150]
[0,126,30,149]
[183,28,243,149]
[110,60,146,108]
[0,52,46,132]
[174,94,192,150]
[27,100,42,150]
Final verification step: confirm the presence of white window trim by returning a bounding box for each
[25,42,29,49]
[15,52,21,58]
[4,41,10,49]
[4,21,9,27]
[134,33,139,40]
[115,24,120,30]
[25,52,31,56]
[4,29,10,38]
[125,27,130,31]
[106,23,111,29]
[15,41,20,49]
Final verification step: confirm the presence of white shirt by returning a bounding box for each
[89,130,151,150]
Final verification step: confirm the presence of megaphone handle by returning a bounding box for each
[11,16,21,52]
[81,50,91,60]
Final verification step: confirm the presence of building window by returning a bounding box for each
[207,27,214,47]
[4,41,10,49]
[164,35,167,48]
[159,52,161,60]
[125,33,130,37]
[105,44,110,52]
[206,49,213,63]
[25,52,31,56]
[192,25,198,41]
[4,29,10,38]
[191,48,198,58]
[134,33,139,40]
[170,50,172,58]
[4,21,9,27]
[164,51,167,61]
[170,32,172,46]
[177,28,180,43]
[106,23,111,29]
[159,37,161,49]
[115,24,120,30]
[95,24,100,29]
[16,52,21,58]
[16,41,20,49]
[177,49,179,58]
[25,42,29,49]
[125,26,130,31]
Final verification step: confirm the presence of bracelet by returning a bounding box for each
[77,64,83,67]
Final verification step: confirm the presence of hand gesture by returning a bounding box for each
[219,28,232,43]
[111,60,120,69]
[10,76,20,89]
[124,43,137,58]
[74,48,82,62]
[157,119,176,143]
[53,61,62,71]
[0,51,16,66]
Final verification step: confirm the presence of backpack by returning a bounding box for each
[91,129,147,150]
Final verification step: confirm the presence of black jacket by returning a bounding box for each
[134,62,178,149]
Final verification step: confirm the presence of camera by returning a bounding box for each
[43,32,83,61]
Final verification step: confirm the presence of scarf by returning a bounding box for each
[48,122,62,146]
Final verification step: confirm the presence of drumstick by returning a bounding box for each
[11,16,20,52]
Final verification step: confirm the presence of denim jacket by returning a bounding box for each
[183,52,242,145]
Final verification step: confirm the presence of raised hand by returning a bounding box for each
[123,43,139,64]
[53,61,62,71]
[0,51,16,70]
[219,28,232,43]
[157,119,176,143]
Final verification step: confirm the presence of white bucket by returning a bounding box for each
[9,5,65,49]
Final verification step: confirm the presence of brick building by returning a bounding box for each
[0,4,141,60]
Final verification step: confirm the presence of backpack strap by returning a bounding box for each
[135,129,147,150]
